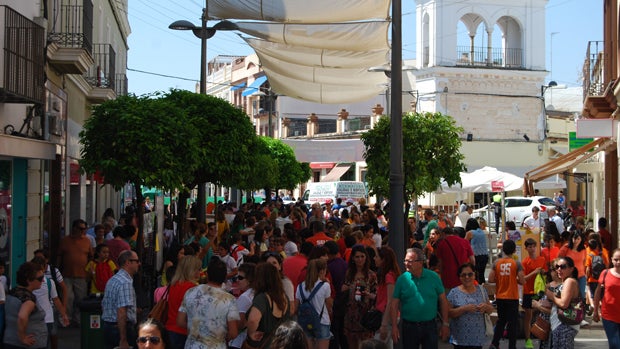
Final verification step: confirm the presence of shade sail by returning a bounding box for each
[263,67,386,104]
[242,75,267,96]
[245,38,389,69]
[322,164,352,181]
[236,21,390,51]
[255,51,388,86]
[207,0,390,23]
[440,166,523,193]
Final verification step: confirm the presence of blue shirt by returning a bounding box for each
[470,228,488,256]
[102,269,136,323]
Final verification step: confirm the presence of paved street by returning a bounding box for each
[58,316,609,349]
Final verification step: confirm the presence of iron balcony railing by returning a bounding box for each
[48,0,93,55]
[84,44,115,90]
[115,73,128,96]
[583,41,605,100]
[456,46,524,68]
[1,5,45,104]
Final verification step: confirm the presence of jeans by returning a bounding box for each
[578,276,586,299]
[402,319,438,349]
[474,255,489,284]
[492,299,519,349]
[602,318,620,349]
[103,321,137,349]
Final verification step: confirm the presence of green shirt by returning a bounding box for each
[393,269,444,322]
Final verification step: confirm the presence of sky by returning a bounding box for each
[126,0,603,96]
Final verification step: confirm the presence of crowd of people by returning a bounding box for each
[3,196,619,349]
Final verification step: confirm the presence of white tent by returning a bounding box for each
[441,166,523,193]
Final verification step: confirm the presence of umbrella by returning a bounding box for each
[440,166,523,193]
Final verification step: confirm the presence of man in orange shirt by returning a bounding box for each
[305,221,333,247]
[522,238,547,349]
[58,219,94,326]
[488,240,525,349]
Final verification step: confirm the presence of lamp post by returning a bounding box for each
[169,6,214,224]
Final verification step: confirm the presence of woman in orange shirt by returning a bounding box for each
[559,231,587,300]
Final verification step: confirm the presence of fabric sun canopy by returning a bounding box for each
[230,82,246,91]
[440,166,524,193]
[207,0,390,23]
[322,164,352,182]
[242,76,268,97]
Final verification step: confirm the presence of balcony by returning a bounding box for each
[582,41,616,118]
[115,73,128,96]
[0,6,45,104]
[455,46,524,69]
[84,44,116,103]
[47,0,94,74]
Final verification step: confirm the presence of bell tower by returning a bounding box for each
[412,0,550,142]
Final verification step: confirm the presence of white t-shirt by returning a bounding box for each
[295,280,331,325]
[523,215,542,229]
[0,281,5,302]
[229,288,254,348]
[33,276,58,323]
[219,254,238,275]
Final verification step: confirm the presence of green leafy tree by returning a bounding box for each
[259,137,311,190]
[361,111,466,202]
[164,90,258,188]
[79,93,202,256]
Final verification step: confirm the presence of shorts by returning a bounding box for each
[304,323,332,340]
[522,294,533,309]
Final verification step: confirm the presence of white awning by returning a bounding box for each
[245,38,389,69]
[236,21,390,51]
[207,0,390,22]
[255,51,388,86]
[322,164,352,182]
[264,67,386,104]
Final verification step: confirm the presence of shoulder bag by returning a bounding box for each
[557,296,585,326]
[479,285,494,337]
[148,285,170,323]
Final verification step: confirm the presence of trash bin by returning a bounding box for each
[78,294,103,349]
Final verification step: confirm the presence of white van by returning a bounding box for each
[302,181,367,205]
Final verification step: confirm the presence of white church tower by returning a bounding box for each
[413,0,550,144]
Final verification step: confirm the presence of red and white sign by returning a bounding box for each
[491,181,504,192]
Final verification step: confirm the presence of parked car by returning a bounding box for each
[471,196,556,230]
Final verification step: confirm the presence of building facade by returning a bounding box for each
[0,0,129,278]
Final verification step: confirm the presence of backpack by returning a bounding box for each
[590,253,606,279]
[94,260,115,292]
[297,281,326,335]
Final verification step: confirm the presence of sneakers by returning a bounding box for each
[580,319,590,327]
[525,338,534,349]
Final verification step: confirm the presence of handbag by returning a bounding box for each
[557,296,585,326]
[148,286,170,323]
[478,285,494,337]
[530,315,550,340]
[361,308,383,332]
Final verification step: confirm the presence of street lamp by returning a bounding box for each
[168,6,241,223]
[368,65,416,116]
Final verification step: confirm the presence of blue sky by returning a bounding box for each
[126,0,602,96]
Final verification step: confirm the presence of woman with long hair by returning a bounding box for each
[593,248,620,349]
[246,263,291,348]
[295,259,332,349]
[160,245,194,286]
[373,246,401,347]
[271,321,309,349]
[545,256,580,348]
[342,245,377,349]
[465,218,489,285]
[558,231,587,300]
[165,255,201,349]
[136,318,170,349]
[261,252,296,314]
[216,209,231,245]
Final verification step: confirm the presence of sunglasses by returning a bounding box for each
[237,275,246,281]
[459,272,475,278]
[137,336,161,345]
[555,264,568,270]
